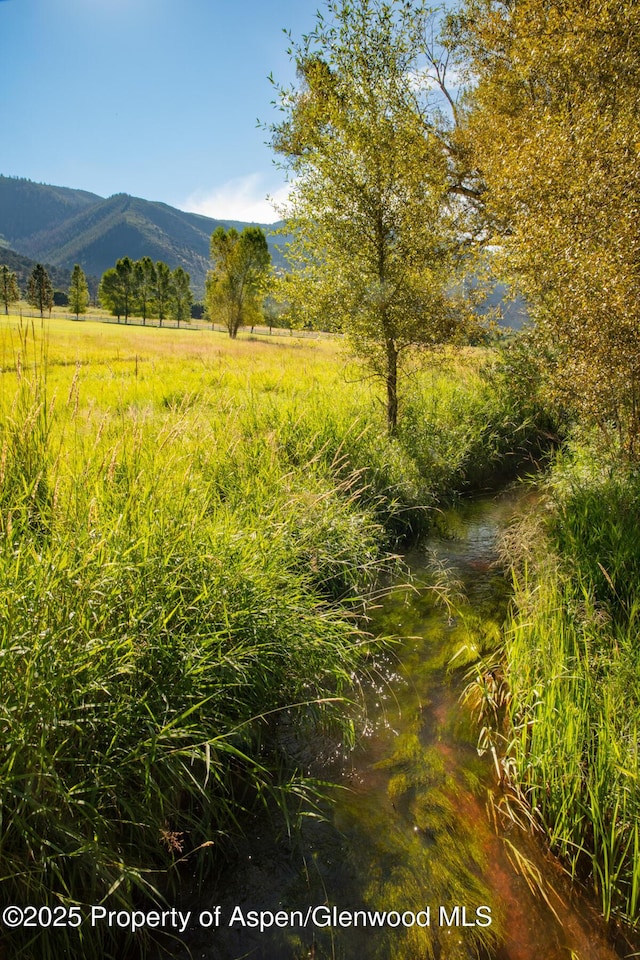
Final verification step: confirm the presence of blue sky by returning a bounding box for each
[1,0,322,222]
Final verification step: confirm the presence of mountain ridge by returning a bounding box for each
[0,175,284,298]
[0,245,77,295]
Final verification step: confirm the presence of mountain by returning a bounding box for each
[0,176,102,245]
[0,176,284,298]
[0,176,524,327]
[478,281,527,331]
[0,245,75,295]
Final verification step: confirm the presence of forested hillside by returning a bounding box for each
[0,245,73,294]
[0,175,101,244]
[0,175,284,297]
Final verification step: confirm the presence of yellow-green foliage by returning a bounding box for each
[460,0,640,451]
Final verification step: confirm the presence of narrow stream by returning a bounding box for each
[161,485,636,960]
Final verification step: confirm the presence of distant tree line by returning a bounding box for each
[0,261,57,318]
[1,257,192,326]
[98,257,192,326]
[0,260,93,319]
[1,233,282,335]
[0,250,301,335]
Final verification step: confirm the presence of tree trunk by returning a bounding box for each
[229,306,241,338]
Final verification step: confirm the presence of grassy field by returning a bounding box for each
[13,299,314,336]
[0,315,545,958]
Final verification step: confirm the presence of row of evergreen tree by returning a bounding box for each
[98,257,192,326]
[0,262,70,318]
[0,258,194,325]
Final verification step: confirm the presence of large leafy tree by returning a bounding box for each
[458,0,640,453]
[68,264,89,320]
[271,0,467,433]
[27,263,53,319]
[0,265,20,315]
[205,226,271,339]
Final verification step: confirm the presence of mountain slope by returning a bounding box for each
[0,176,102,246]
[20,194,213,291]
[0,246,74,294]
[0,176,284,298]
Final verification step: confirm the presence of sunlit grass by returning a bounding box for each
[490,446,640,928]
[0,314,547,956]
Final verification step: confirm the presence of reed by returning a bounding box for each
[0,316,550,956]
[498,447,640,927]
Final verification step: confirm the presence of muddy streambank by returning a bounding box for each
[156,485,637,960]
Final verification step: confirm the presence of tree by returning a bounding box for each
[458,0,640,453]
[169,267,192,327]
[99,268,124,321]
[115,257,135,324]
[270,0,467,433]
[98,257,135,323]
[27,263,53,319]
[205,226,271,339]
[134,256,156,325]
[68,264,89,320]
[0,265,20,315]
[155,261,173,327]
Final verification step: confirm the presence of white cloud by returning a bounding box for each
[180,174,291,224]
[406,66,438,91]
[406,63,464,93]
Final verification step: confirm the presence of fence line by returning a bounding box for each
[14,309,331,340]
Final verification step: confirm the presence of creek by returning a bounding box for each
[162,484,634,960]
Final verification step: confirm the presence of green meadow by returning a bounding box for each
[3,313,638,952]
[0,316,542,958]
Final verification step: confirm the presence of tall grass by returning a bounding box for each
[496,444,640,927]
[0,317,550,956]
[398,345,554,500]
